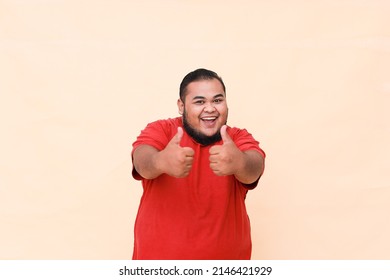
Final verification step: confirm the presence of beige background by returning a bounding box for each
[1,0,389,259]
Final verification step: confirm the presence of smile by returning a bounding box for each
[201,117,218,121]
[200,116,219,128]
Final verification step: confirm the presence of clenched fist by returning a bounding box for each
[209,125,244,176]
[159,127,195,178]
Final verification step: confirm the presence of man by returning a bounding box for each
[131,68,265,259]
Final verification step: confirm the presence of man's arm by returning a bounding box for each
[233,149,264,184]
[133,144,164,179]
[133,127,195,179]
[209,125,265,184]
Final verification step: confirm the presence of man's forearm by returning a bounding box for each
[234,150,265,184]
[133,145,164,180]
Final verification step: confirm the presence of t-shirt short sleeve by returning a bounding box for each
[228,127,265,189]
[230,127,266,158]
[131,119,177,180]
[132,120,173,152]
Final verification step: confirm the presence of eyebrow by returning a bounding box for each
[192,94,225,100]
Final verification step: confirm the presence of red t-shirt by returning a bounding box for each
[131,117,265,260]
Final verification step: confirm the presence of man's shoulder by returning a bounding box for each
[141,117,182,139]
[147,117,182,128]
[133,117,182,151]
[227,125,265,157]
[227,126,252,139]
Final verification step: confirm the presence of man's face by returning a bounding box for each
[178,78,228,143]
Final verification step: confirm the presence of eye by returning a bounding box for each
[194,100,205,105]
[213,98,223,103]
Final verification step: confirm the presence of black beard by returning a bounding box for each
[182,113,223,146]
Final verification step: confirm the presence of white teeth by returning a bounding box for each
[202,117,216,121]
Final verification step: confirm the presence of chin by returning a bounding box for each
[201,129,220,137]
[183,121,222,146]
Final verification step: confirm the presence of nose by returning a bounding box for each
[204,103,216,113]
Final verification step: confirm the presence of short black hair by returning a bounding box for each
[179,68,226,101]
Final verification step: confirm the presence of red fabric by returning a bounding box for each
[131,117,265,260]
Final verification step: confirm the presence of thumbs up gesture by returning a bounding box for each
[209,125,244,176]
[159,127,195,178]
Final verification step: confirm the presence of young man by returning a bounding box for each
[131,68,265,259]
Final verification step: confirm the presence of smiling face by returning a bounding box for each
[178,78,228,145]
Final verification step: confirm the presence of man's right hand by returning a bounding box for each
[157,127,194,178]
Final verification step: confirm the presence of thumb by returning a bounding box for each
[220,125,232,144]
[171,126,183,146]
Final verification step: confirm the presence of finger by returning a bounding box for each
[209,163,220,174]
[183,147,195,156]
[209,154,218,163]
[171,126,183,146]
[220,125,232,144]
[209,145,222,155]
[185,156,194,164]
[176,127,183,144]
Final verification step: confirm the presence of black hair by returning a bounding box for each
[179,68,226,101]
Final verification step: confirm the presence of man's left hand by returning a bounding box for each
[209,125,244,176]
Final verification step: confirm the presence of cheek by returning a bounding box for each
[186,106,202,118]
[217,105,228,115]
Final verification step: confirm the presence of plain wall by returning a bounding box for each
[1,0,389,259]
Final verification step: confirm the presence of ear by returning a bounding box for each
[177,98,184,115]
